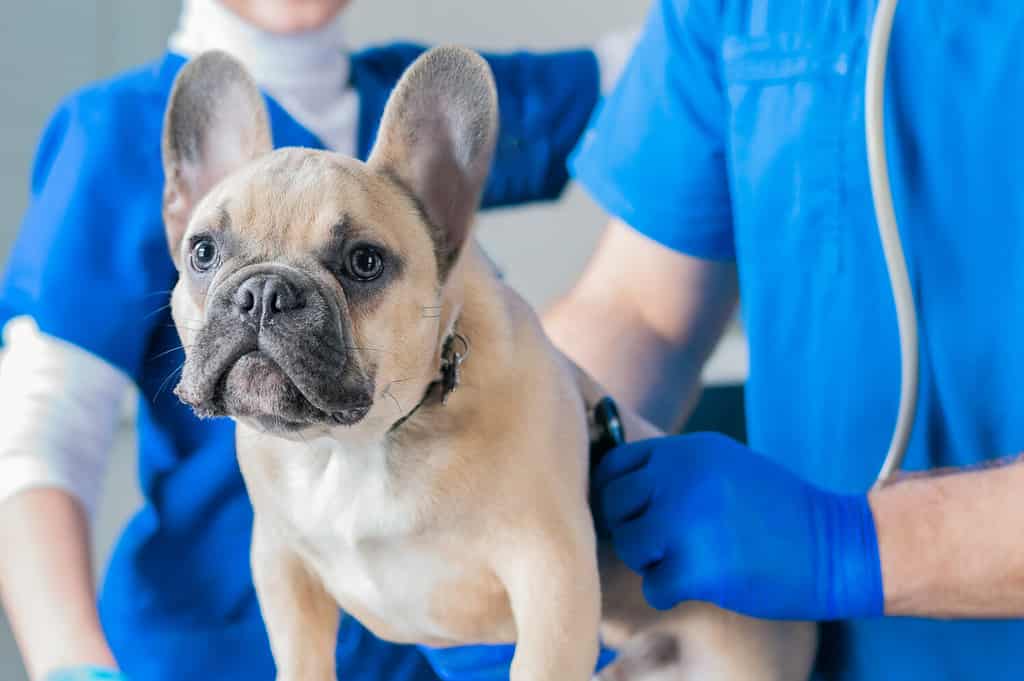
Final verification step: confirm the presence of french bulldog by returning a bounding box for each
[161,47,815,680]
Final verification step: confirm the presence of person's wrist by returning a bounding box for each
[865,478,939,617]
[815,489,885,620]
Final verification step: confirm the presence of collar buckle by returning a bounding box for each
[440,332,469,404]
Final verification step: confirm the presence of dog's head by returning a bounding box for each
[161,48,497,435]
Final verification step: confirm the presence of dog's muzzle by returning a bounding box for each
[175,265,373,430]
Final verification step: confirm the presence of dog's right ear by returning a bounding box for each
[161,50,271,265]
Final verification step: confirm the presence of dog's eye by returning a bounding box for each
[347,246,385,281]
[190,238,220,273]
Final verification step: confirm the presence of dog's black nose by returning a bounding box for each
[233,274,304,326]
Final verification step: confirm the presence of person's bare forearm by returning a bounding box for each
[0,488,117,680]
[544,220,738,431]
[870,457,1024,618]
[546,295,703,430]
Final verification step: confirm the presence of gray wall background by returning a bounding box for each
[0,2,744,679]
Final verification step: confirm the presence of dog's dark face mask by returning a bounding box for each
[159,49,497,435]
[173,216,383,433]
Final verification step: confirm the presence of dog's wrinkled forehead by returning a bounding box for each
[190,148,427,260]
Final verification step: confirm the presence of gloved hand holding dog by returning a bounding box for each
[592,433,885,621]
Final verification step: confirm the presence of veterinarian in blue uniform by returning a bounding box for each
[0,2,635,680]
[545,1,1024,680]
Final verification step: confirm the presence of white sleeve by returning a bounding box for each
[0,316,130,520]
[593,26,642,95]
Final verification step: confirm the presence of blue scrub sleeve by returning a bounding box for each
[570,0,735,260]
[0,89,173,379]
[352,43,600,207]
[479,47,601,207]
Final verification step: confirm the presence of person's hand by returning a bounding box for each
[418,642,617,680]
[592,432,884,621]
[43,667,127,681]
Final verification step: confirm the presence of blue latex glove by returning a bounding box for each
[418,644,517,681]
[592,433,884,621]
[419,639,617,679]
[43,668,127,681]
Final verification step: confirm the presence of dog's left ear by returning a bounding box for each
[161,50,272,265]
[368,46,499,280]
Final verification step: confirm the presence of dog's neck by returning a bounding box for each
[387,331,468,434]
[374,244,509,442]
[383,250,475,434]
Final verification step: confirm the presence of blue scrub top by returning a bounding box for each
[0,45,599,681]
[572,1,1024,679]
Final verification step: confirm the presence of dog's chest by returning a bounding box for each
[278,441,413,543]
[274,440,511,644]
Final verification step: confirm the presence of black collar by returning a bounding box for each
[388,332,469,434]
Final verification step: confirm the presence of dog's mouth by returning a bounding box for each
[220,351,372,431]
[177,342,373,432]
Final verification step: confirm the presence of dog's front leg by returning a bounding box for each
[497,521,602,681]
[252,517,341,681]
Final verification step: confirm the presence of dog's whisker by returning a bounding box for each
[382,383,405,415]
[152,361,185,403]
[387,371,434,385]
[343,345,400,358]
[310,335,386,358]
[144,304,173,320]
[149,344,191,361]
[344,344,386,352]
